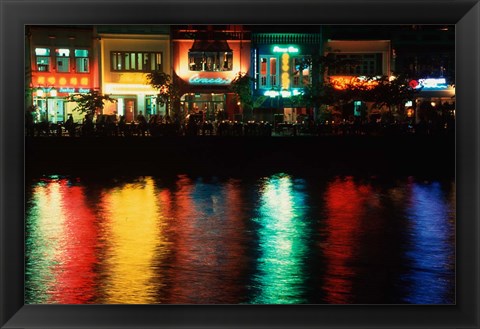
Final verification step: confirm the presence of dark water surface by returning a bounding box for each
[25,173,455,304]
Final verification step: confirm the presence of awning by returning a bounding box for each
[417,89,455,99]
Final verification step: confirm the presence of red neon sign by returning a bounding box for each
[33,74,91,88]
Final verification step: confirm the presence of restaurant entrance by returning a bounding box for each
[181,93,227,121]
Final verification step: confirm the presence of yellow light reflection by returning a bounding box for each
[100,177,163,304]
[251,174,308,304]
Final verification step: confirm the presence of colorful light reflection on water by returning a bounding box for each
[25,174,455,304]
[250,174,310,304]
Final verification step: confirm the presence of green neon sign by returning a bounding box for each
[272,46,299,53]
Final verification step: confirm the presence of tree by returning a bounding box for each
[367,75,420,121]
[297,53,364,121]
[230,72,255,121]
[301,82,337,109]
[66,90,116,116]
[146,71,182,119]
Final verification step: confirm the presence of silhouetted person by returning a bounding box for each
[64,114,75,137]
[83,113,94,136]
[136,111,148,136]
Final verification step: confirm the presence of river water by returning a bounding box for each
[25,173,455,304]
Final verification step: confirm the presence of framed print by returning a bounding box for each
[1,0,479,328]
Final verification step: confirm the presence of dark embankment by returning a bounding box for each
[25,135,455,178]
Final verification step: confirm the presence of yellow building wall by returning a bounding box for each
[99,35,171,116]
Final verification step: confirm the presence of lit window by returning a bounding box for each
[75,49,89,73]
[270,58,277,86]
[35,48,50,72]
[55,48,70,73]
[111,51,162,72]
[259,56,280,88]
[292,58,301,86]
[125,53,130,70]
[260,58,267,86]
[332,53,381,76]
[188,52,233,72]
[155,53,162,71]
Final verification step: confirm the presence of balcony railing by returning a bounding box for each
[251,33,322,44]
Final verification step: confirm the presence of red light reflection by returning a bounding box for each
[50,180,98,304]
[322,177,372,303]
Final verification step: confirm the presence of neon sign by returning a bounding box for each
[59,88,75,93]
[104,83,156,94]
[34,74,91,88]
[188,74,231,85]
[411,78,448,90]
[273,46,299,53]
[58,88,91,93]
[409,80,419,88]
[264,89,302,98]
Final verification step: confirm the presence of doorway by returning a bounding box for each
[124,98,136,122]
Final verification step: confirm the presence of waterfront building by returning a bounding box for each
[323,39,392,120]
[172,25,251,122]
[26,25,98,123]
[392,25,455,123]
[250,26,323,123]
[96,25,171,122]
[326,25,455,123]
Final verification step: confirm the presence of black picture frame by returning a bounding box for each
[1,0,479,328]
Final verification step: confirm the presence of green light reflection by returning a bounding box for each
[25,180,66,304]
[250,174,309,304]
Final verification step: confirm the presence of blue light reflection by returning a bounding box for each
[402,181,455,304]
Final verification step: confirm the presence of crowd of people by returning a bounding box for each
[25,110,454,138]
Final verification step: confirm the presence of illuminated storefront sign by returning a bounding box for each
[410,78,449,90]
[272,46,299,53]
[264,89,302,98]
[104,83,157,95]
[58,88,91,93]
[33,75,91,88]
[188,74,232,85]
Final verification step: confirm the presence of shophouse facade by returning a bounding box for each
[391,25,455,123]
[26,25,99,123]
[326,25,455,122]
[96,25,171,122]
[250,28,324,123]
[323,39,392,119]
[172,25,251,122]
